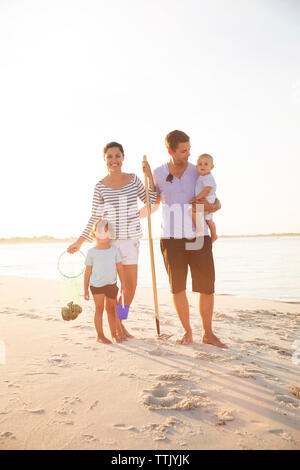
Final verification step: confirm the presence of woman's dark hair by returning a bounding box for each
[103,142,124,157]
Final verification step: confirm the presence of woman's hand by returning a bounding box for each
[67,239,83,254]
[84,290,90,301]
[142,160,152,178]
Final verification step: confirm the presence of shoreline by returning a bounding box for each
[0,275,299,450]
[0,233,300,244]
[1,274,299,306]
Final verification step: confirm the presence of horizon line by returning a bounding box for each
[0,233,300,244]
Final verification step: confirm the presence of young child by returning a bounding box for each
[84,218,126,344]
[192,153,218,243]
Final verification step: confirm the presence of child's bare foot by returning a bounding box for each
[202,333,227,349]
[97,335,112,344]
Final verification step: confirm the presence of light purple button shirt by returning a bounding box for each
[153,162,208,239]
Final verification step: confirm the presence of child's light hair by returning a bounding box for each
[89,217,110,239]
[197,153,214,165]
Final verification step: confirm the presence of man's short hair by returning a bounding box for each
[165,130,190,152]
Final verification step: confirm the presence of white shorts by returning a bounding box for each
[110,239,140,265]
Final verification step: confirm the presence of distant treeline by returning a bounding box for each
[0,233,300,244]
[0,236,76,244]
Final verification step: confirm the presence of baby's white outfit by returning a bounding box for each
[195,173,216,221]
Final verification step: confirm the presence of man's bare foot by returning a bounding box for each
[202,333,228,349]
[176,331,193,345]
[97,335,112,344]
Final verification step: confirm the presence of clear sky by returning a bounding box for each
[1,0,300,238]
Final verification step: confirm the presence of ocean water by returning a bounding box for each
[0,236,299,303]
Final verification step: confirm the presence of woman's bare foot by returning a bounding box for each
[202,333,228,349]
[112,334,123,343]
[176,331,193,345]
[97,335,112,344]
[120,322,134,339]
[116,329,127,342]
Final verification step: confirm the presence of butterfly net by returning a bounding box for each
[57,250,85,321]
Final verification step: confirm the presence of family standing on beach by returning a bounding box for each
[67,130,227,349]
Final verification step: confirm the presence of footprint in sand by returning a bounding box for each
[148,347,172,357]
[142,416,182,442]
[268,429,294,442]
[24,408,46,414]
[215,410,235,426]
[55,396,81,417]
[228,367,256,379]
[141,374,211,411]
[48,354,72,368]
[82,434,98,442]
[89,400,99,410]
[275,394,299,409]
[0,432,16,440]
[7,382,20,388]
[194,350,242,363]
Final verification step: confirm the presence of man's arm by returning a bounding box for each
[191,197,221,214]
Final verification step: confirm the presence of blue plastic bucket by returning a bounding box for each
[117,304,130,320]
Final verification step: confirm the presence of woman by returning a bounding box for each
[67,141,157,338]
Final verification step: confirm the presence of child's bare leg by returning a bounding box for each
[207,219,218,243]
[105,297,124,343]
[92,294,112,344]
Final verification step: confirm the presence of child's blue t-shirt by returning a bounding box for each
[85,245,122,287]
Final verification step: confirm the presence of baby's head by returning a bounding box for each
[196,153,214,176]
[90,218,114,241]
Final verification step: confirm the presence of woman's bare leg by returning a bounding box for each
[118,264,138,338]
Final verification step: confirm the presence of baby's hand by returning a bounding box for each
[84,291,90,301]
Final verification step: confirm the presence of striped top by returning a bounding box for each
[81,173,157,241]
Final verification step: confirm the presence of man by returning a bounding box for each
[152,130,227,348]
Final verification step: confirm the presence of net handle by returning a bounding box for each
[57,250,86,279]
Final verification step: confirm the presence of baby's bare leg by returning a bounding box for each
[206,219,218,243]
[92,294,112,344]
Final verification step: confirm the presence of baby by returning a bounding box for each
[84,217,126,343]
[193,153,218,243]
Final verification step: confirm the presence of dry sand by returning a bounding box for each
[0,275,299,450]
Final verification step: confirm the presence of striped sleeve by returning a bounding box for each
[134,174,157,207]
[80,183,104,241]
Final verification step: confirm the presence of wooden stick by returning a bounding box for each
[143,155,160,336]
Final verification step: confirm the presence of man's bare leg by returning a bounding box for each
[199,293,227,348]
[172,290,193,345]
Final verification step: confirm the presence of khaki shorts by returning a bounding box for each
[90,283,119,299]
[110,239,140,265]
[160,236,215,294]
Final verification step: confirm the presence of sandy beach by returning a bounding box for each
[0,275,299,450]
